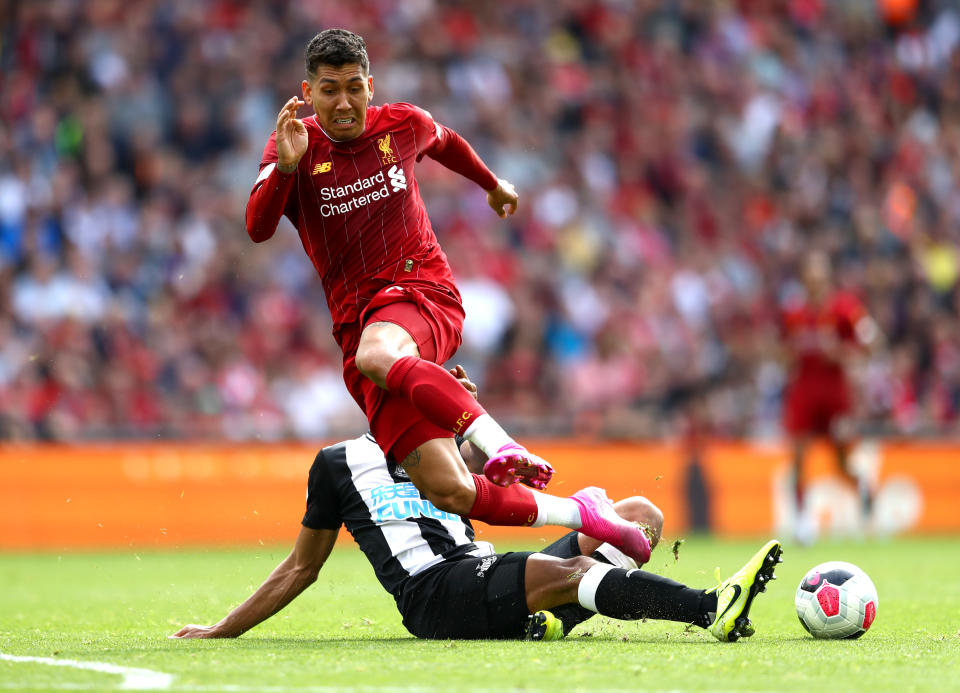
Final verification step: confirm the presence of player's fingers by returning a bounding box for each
[278,99,302,124]
[279,97,296,117]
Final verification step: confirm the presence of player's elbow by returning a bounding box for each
[293,561,322,586]
[244,202,276,243]
[244,217,274,243]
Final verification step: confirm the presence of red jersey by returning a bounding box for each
[781,290,866,382]
[245,102,497,340]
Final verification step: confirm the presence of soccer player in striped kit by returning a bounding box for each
[245,29,649,563]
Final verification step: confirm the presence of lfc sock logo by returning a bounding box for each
[453,411,472,434]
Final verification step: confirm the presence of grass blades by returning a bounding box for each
[1,536,957,692]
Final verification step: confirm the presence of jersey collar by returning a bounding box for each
[311,107,381,152]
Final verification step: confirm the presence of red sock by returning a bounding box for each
[468,474,538,526]
[385,356,486,435]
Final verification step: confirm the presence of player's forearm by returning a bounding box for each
[245,165,296,242]
[426,127,498,191]
[212,559,318,637]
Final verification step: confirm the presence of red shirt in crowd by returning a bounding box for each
[782,290,867,383]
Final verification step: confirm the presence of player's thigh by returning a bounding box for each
[398,437,475,511]
[362,289,455,365]
[540,531,582,559]
[398,553,533,639]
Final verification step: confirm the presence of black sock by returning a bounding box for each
[592,568,716,628]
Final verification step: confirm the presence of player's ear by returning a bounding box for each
[301,79,312,102]
[367,75,374,102]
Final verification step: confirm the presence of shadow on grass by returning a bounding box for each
[167,634,730,647]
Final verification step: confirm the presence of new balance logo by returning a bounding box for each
[312,162,332,175]
[388,164,407,192]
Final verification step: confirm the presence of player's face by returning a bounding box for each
[303,63,373,141]
[803,253,832,298]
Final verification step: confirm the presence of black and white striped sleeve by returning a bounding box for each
[302,449,343,530]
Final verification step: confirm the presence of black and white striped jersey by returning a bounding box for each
[302,433,495,597]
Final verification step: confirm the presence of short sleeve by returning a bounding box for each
[302,449,343,530]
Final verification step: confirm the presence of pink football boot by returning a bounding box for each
[571,487,652,565]
[482,442,555,490]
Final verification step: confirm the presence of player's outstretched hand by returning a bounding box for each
[276,96,308,172]
[486,178,518,218]
[169,624,229,639]
[449,364,478,400]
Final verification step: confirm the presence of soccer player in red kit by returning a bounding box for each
[245,29,650,564]
[781,251,878,540]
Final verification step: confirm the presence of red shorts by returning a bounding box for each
[338,282,465,464]
[783,375,852,437]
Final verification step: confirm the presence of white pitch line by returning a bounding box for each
[0,652,173,690]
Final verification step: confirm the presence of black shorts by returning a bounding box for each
[396,532,591,640]
[397,552,533,639]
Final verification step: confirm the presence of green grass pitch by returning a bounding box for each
[1,535,957,692]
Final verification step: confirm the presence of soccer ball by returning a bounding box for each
[795,561,878,639]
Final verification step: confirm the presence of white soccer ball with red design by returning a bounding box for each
[795,561,878,639]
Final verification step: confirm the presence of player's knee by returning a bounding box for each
[526,554,599,611]
[559,555,597,576]
[615,496,663,548]
[354,343,393,384]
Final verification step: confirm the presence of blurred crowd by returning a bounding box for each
[3,0,960,441]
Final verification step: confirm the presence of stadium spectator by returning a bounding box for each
[2,2,960,441]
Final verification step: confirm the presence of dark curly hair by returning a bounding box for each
[305,29,369,78]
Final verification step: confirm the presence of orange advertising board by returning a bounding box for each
[0,440,957,550]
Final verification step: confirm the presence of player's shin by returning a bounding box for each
[576,564,716,627]
[468,474,540,526]
[470,477,631,533]
[385,356,487,435]
[384,356,553,489]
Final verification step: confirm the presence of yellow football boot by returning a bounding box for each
[708,540,783,642]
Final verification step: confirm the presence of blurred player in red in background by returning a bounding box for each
[781,251,880,541]
[244,29,650,564]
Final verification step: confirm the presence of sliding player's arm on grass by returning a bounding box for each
[170,525,338,639]
[171,446,344,640]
